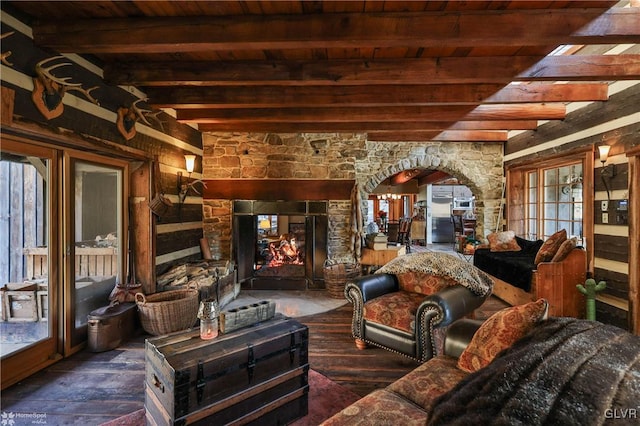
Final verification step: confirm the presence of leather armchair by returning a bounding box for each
[345,273,489,363]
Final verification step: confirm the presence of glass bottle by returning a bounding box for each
[197,299,219,340]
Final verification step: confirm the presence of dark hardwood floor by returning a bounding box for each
[0,295,508,425]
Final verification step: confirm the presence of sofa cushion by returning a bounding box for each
[534,229,567,265]
[363,291,424,333]
[396,272,457,296]
[320,389,428,426]
[487,230,521,252]
[387,356,468,412]
[551,237,577,262]
[457,298,549,373]
[514,236,544,255]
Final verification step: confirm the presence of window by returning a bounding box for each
[524,162,583,245]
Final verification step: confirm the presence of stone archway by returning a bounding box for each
[355,141,504,242]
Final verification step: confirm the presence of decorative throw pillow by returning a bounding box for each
[551,237,578,262]
[457,298,549,373]
[534,229,567,265]
[487,230,521,252]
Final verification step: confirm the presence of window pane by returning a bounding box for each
[1,154,51,356]
[73,162,122,330]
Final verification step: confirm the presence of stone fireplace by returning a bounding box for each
[232,200,328,290]
[202,132,504,278]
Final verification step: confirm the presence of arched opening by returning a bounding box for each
[360,157,494,252]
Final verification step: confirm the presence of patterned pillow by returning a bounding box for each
[457,299,549,373]
[487,230,521,252]
[534,229,567,265]
[551,237,577,262]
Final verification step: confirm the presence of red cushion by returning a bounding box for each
[363,291,424,333]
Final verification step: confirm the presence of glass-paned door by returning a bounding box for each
[1,139,60,389]
[67,159,124,350]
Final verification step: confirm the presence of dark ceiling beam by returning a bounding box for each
[33,8,638,53]
[418,171,452,186]
[176,104,566,123]
[368,130,509,142]
[147,84,506,108]
[196,120,540,133]
[146,82,608,108]
[104,55,640,86]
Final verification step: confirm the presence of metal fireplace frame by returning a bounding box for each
[232,200,328,290]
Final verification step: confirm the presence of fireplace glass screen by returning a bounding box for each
[255,215,306,278]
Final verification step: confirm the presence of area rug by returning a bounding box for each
[100,369,360,425]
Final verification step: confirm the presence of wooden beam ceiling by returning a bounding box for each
[6,0,636,142]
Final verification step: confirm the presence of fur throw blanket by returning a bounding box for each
[375,251,493,297]
[428,318,640,425]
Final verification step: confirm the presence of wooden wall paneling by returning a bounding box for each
[130,161,154,294]
[594,162,629,193]
[155,203,203,225]
[595,299,629,330]
[506,84,640,155]
[583,150,595,274]
[1,86,14,125]
[506,167,525,235]
[593,268,630,300]
[593,234,629,262]
[627,147,640,335]
[156,228,203,258]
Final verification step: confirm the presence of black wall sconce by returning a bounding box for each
[598,144,616,200]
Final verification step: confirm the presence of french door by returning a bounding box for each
[1,138,127,388]
[65,155,126,353]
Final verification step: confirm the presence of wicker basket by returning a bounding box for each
[324,263,361,299]
[135,289,199,336]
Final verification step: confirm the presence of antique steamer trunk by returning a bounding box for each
[145,314,309,425]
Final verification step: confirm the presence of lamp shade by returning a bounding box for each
[598,145,610,163]
[184,154,196,173]
[259,219,271,229]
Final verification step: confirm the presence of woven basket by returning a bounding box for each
[324,263,361,299]
[135,289,199,336]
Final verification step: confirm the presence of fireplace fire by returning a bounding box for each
[255,232,306,277]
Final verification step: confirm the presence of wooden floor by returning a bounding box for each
[0,295,508,425]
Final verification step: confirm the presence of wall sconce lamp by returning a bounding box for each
[178,154,198,203]
[598,144,616,200]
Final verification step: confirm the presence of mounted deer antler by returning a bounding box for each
[1,32,15,66]
[116,98,167,140]
[130,98,153,127]
[142,110,166,132]
[32,56,100,119]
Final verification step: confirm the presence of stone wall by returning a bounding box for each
[202,132,504,262]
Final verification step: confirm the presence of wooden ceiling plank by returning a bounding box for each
[176,103,566,123]
[368,130,509,142]
[196,120,540,133]
[104,55,640,86]
[32,8,636,53]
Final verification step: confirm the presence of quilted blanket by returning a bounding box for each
[428,318,640,425]
[375,251,494,297]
